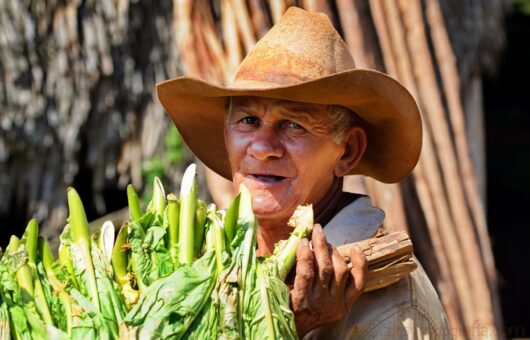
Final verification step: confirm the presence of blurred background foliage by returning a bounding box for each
[141,124,185,206]
[513,0,530,14]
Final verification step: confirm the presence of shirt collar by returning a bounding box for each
[322,196,385,246]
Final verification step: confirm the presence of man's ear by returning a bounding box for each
[334,127,367,177]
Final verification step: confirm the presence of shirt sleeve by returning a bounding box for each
[359,307,450,340]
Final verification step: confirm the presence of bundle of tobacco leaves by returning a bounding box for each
[0,163,416,339]
[0,164,312,339]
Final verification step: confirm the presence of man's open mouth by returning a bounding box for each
[249,174,287,183]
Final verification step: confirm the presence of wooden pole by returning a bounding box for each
[221,0,241,81]
[425,1,502,329]
[248,0,271,38]
[399,0,496,334]
[269,0,286,24]
[230,0,256,52]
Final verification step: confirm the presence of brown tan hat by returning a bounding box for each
[157,6,422,183]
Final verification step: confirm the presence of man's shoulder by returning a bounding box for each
[324,195,385,245]
[306,260,451,340]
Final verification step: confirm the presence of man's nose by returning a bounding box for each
[247,129,284,161]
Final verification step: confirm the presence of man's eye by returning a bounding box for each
[241,116,260,126]
[286,121,305,130]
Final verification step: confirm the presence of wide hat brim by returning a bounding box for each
[157,68,422,184]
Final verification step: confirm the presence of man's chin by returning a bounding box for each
[252,201,282,217]
[252,200,296,225]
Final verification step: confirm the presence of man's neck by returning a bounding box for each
[314,177,344,226]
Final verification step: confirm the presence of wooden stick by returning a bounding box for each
[269,0,286,24]
[395,0,478,330]
[230,0,256,52]
[370,0,476,332]
[366,179,408,233]
[248,0,272,38]
[413,135,469,335]
[192,6,218,82]
[369,0,398,77]
[337,0,408,235]
[336,0,384,70]
[302,0,334,21]
[221,0,241,80]
[400,175,466,335]
[199,3,230,82]
[174,0,200,76]
[425,1,502,329]
[397,0,496,334]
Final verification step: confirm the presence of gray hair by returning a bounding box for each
[225,97,359,144]
[327,105,359,143]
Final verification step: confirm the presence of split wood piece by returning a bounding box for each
[337,231,412,265]
[337,232,417,292]
[365,260,417,292]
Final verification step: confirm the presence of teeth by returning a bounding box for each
[252,175,284,182]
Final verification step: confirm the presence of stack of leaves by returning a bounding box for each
[118,164,312,339]
[0,163,416,339]
[0,187,127,340]
[0,164,312,339]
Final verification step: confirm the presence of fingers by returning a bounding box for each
[345,246,367,306]
[312,224,334,288]
[330,247,350,292]
[292,238,315,311]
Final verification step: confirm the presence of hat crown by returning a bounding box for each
[232,7,355,87]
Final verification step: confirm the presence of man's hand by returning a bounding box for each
[290,224,367,338]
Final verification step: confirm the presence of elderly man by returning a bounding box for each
[158,6,450,339]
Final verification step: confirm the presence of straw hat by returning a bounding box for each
[157,7,422,183]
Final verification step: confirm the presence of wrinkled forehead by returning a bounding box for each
[228,96,330,119]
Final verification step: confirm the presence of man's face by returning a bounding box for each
[225,96,348,225]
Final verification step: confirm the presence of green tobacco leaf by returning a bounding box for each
[0,290,11,340]
[182,298,218,339]
[67,188,100,310]
[223,194,240,246]
[127,185,142,224]
[179,164,198,265]
[167,194,180,264]
[122,251,217,339]
[129,219,174,288]
[244,263,297,340]
[112,225,129,285]
[91,240,127,337]
[69,289,112,340]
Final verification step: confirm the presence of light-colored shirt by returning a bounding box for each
[305,196,452,340]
